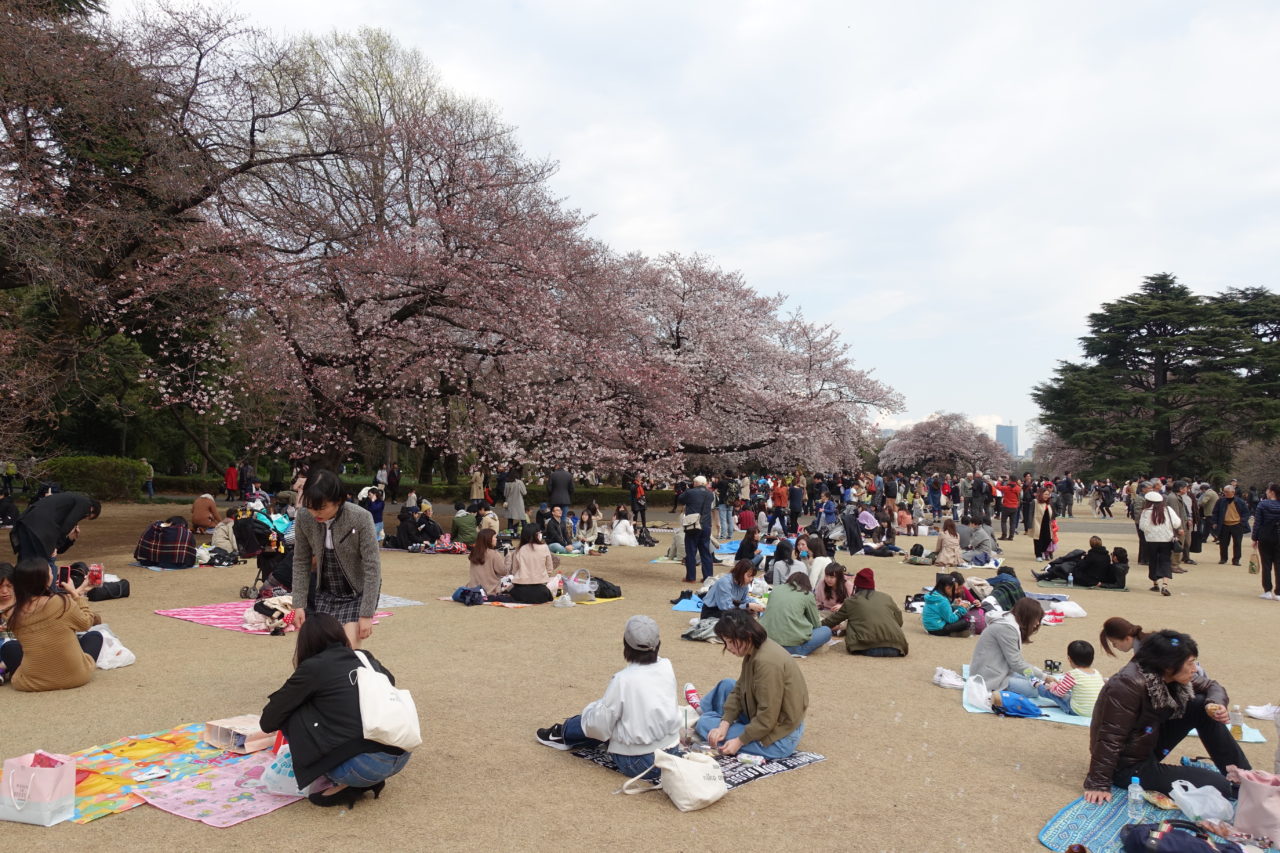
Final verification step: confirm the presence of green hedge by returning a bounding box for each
[154,474,224,494]
[45,456,148,501]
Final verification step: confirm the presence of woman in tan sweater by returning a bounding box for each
[5,558,102,692]
[508,525,555,604]
[467,529,509,596]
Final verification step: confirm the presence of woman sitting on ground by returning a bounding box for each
[509,525,555,604]
[932,519,962,567]
[896,503,916,536]
[260,613,411,808]
[210,514,238,554]
[610,508,638,548]
[760,572,832,658]
[922,573,970,637]
[1083,629,1250,803]
[804,535,832,588]
[701,560,764,620]
[814,563,854,612]
[969,597,1047,698]
[693,610,809,759]
[576,510,602,554]
[767,539,803,586]
[821,567,908,657]
[133,516,198,569]
[736,500,757,535]
[191,493,221,533]
[735,528,764,569]
[2,557,103,692]
[534,615,680,780]
[467,529,509,596]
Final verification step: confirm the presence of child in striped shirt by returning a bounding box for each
[1037,640,1104,716]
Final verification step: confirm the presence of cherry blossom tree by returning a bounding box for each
[879,412,1011,474]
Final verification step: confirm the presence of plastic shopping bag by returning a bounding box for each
[963,673,992,711]
[259,746,327,797]
[1169,779,1235,822]
[88,624,136,670]
[0,751,76,826]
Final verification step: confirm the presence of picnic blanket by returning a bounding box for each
[673,594,704,612]
[1037,579,1128,591]
[133,562,199,572]
[375,593,425,608]
[959,667,1267,741]
[1039,788,1234,852]
[156,601,391,634]
[138,750,302,827]
[714,541,777,556]
[0,723,255,823]
[570,744,824,790]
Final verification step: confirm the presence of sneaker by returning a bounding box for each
[1161,586,1171,597]
[684,683,701,712]
[1245,703,1280,720]
[1261,592,1276,601]
[535,723,570,750]
[934,668,964,689]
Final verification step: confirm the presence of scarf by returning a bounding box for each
[1141,668,1194,720]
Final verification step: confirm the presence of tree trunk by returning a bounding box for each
[419,448,439,485]
[443,453,459,485]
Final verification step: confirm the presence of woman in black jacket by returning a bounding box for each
[260,613,411,808]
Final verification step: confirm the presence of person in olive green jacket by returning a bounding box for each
[694,610,808,759]
[821,567,909,657]
[760,572,832,657]
[450,502,478,545]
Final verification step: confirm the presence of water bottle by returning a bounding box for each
[1229,704,1244,740]
[1067,571,1074,587]
[1127,777,1144,822]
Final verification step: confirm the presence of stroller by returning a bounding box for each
[236,514,291,599]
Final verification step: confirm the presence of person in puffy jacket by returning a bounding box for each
[260,613,410,808]
[1083,629,1249,804]
[534,615,680,781]
[921,574,969,637]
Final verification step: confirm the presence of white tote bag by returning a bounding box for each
[351,651,421,751]
[621,750,727,812]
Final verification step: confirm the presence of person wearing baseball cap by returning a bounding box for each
[535,615,681,781]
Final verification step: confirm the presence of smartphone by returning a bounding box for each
[58,565,71,586]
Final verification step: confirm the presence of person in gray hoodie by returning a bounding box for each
[969,598,1047,697]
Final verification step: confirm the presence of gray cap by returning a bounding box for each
[624,615,660,651]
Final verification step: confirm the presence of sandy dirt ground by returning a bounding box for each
[3,500,1276,853]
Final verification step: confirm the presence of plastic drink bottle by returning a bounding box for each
[1229,705,1244,740]
[1067,571,1074,587]
[1127,777,1144,822]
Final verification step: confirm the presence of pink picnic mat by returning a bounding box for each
[155,601,391,634]
[138,751,302,827]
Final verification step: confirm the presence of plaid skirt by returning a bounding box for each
[313,547,361,624]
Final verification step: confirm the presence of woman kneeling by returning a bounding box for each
[534,615,680,781]
[260,613,411,808]
[694,610,809,759]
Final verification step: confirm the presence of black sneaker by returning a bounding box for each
[536,723,570,750]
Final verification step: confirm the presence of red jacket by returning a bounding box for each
[1002,482,1021,509]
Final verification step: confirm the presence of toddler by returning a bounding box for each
[1038,639,1104,716]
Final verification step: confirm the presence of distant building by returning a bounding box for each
[996,424,1018,458]
[879,428,896,440]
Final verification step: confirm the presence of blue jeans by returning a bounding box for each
[1005,674,1038,699]
[693,678,804,759]
[561,715,672,782]
[717,505,733,538]
[327,750,411,788]
[1037,682,1076,714]
[684,526,713,581]
[782,626,832,657]
[145,479,154,498]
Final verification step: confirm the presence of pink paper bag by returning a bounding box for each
[0,751,76,826]
[1233,768,1280,843]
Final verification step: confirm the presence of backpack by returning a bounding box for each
[636,526,657,548]
[993,691,1044,718]
[451,586,486,606]
[593,576,622,598]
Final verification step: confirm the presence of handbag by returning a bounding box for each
[564,568,596,603]
[1190,530,1203,553]
[620,750,727,812]
[1231,768,1280,843]
[681,513,702,531]
[87,579,130,601]
[1120,819,1244,852]
[1172,538,1183,553]
[0,751,76,827]
[351,651,422,751]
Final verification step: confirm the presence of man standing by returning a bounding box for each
[998,475,1021,540]
[1211,485,1250,566]
[387,462,402,503]
[716,473,737,541]
[140,457,155,499]
[547,464,574,516]
[1167,480,1194,572]
[10,491,101,564]
[787,478,805,536]
[677,475,714,583]
[1197,483,1220,542]
[1056,472,1075,518]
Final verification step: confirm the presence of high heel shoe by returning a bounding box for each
[353,780,386,799]
[308,786,364,808]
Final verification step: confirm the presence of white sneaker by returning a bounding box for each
[1245,703,1280,720]
[933,667,964,689]
[1261,592,1276,600]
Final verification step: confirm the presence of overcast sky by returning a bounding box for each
[118,0,1280,452]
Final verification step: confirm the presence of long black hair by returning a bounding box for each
[8,557,62,631]
[1134,629,1198,678]
[517,523,543,550]
[293,611,349,668]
